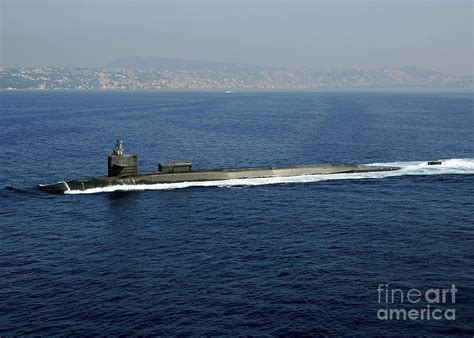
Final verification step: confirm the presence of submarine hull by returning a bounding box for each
[38,163,400,194]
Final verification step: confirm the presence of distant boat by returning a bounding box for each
[225,90,232,94]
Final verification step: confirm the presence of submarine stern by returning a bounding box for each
[38,181,71,194]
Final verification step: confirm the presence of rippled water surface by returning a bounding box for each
[1,91,473,335]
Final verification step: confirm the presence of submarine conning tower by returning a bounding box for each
[108,139,138,177]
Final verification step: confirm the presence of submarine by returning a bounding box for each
[39,140,402,194]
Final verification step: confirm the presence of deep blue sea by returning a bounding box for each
[1,91,473,335]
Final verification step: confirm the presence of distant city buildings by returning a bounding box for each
[0,66,471,90]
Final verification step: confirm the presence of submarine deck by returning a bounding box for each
[39,163,401,194]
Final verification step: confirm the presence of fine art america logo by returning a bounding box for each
[377,284,457,321]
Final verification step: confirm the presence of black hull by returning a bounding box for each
[38,163,401,194]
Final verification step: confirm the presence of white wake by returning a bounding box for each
[65,158,474,194]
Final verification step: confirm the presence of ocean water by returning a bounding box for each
[0,91,473,335]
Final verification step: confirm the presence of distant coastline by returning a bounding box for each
[1,57,472,91]
[2,88,473,94]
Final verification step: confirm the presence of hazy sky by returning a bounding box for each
[1,0,473,75]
